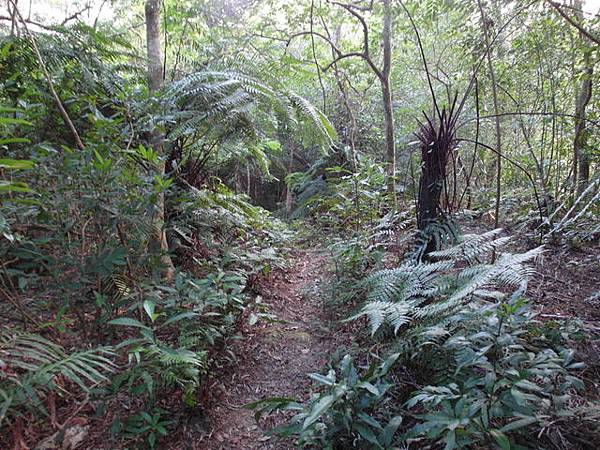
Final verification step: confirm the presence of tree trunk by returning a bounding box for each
[477,0,502,231]
[285,143,295,214]
[381,80,396,210]
[381,0,396,209]
[145,0,175,281]
[573,0,594,195]
[417,161,444,232]
[246,164,251,196]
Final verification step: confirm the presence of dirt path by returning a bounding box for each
[193,249,349,450]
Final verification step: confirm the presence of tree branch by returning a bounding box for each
[397,0,441,120]
[288,30,343,55]
[61,5,90,26]
[459,111,600,130]
[546,0,600,46]
[0,15,55,31]
[330,0,383,78]
[8,0,84,150]
[458,138,544,236]
[321,51,366,71]
[310,0,327,112]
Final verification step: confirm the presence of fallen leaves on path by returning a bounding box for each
[194,249,353,450]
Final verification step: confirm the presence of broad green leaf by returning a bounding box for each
[0,181,33,193]
[0,117,32,126]
[490,429,511,450]
[161,312,198,327]
[108,317,150,330]
[354,422,381,447]
[308,372,335,386]
[0,138,30,145]
[357,381,380,396]
[143,300,156,321]
[444,429,457,450]
[303,394,334,429]
[501,416,538,432]
[357,412,382,430]
[380,415,403,446]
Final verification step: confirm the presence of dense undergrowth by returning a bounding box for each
[249,163,600,450]
[2,3,600,449]
[0,25,309,448]
[1,132,291,447]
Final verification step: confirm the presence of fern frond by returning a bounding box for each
[286,92,337,143]
[447,247,543,305]
[352,232,542,335]
[0,330,115,425]
[350,301,413,335]
[428,229,508,262]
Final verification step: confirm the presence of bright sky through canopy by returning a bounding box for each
[12,0,600,28]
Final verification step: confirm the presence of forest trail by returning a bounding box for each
[194,249,348,450]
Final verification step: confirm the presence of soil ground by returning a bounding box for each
[527,243,600,323]
[190,249,353,450]
[190,234,600,450]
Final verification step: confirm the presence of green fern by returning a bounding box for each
[351,231,542,335]
[164,70,335,152]
[428,228,511,262]
[0,329,115,425]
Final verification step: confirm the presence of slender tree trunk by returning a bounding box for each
[478,0,502,231]
[145,0,175,281]
[285,143,295,214]
[246,164,251,196]
[11,0,83,150]
[9,0,17,36]
[315,0,396,208]
[573,0,594,196]
[381,0,396,209]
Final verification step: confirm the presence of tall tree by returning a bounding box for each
[572,0,594,195]
[145,0,175,281]
[477,0,502,230]
[381,0,396,209]
[293,0,398,209]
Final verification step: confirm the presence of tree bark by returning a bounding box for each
[285,142,295,214]
[572,0,594,195]
[381,0,396,209]
[417,157,444,231]
[145,0,175,281]
[381,80,396,209]
[477,0,502,231]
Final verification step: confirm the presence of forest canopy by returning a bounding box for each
[0,0,599,449]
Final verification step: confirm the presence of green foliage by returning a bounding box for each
[411,217,460,261]
[404,300,590,450]
[0,329,115,426]
[254,299,595,449]
[329,211,405,276]
[119,408,174,449]
[0,23,294,448]
[102,232,277,443]
[246,353,403,449]
[258,229,597,449]
[289,156,389,231]
[351,229,541,335]
[1,1,599,447]
[163,70,334,177]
